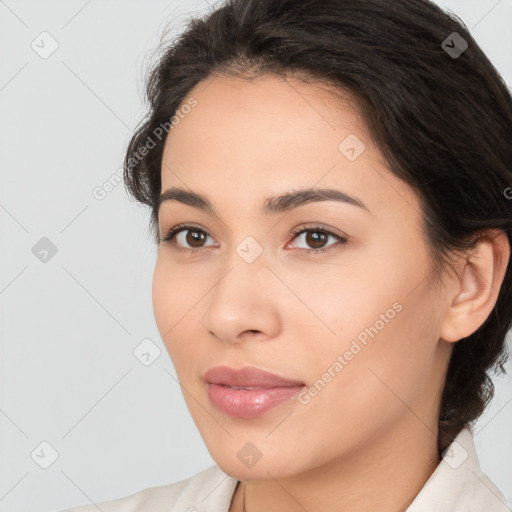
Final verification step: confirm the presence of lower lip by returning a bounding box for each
[207,383,305,419]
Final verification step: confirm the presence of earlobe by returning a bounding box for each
[439,230,510,343]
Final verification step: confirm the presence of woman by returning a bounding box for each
[61,0,512,510]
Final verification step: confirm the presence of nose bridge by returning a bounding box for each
[213,236,270,310]
[201,237,280,341]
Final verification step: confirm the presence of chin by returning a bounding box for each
[214,458,285,481]
[206,441,309,481]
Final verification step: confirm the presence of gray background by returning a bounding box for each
[0,1,511,511]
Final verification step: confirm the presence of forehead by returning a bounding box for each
[163,72,364,166]
[160,73,418,217]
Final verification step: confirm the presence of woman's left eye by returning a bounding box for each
[287,226,347,254]
[160,224,347,255]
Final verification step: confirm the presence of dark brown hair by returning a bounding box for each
[123,0,512,454]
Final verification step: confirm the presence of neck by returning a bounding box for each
[231,417,441,512]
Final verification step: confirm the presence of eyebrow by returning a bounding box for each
[158,186,370,215]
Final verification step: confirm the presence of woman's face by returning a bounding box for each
[153,73,451,479]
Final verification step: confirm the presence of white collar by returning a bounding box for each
[407,426,509,511]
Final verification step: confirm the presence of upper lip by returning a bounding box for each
[204,365,305,389]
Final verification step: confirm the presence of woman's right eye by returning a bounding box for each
[160,224,218,253]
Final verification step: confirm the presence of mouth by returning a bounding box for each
[204,365,306,419]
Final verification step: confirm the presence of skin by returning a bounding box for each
[152,73,510,512]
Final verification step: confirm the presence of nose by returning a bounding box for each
[200,253,282,344]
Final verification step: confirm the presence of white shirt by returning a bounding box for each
[60,427,510,511]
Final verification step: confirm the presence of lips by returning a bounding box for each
[204,365,304,389]
[204,365,306,419]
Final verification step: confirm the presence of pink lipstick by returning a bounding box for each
[204,365,305,419]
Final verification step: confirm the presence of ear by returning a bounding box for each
[440,229,510,343]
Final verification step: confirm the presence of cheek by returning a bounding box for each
[298,249,440,415]
[151,256,195,355]
[292,308,438,457]
[152,257,172,335]
[313,279,440,431]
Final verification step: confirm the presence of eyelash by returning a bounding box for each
[160,223,347,256]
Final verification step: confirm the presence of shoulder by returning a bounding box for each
[58,465,239,512]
